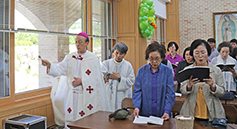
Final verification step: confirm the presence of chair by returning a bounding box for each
[121,98,134,113]
[223,105,237,123]
[171,101,184,118]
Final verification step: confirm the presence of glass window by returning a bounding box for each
[147,17,166,46]
[92,0,113,61]
[0,0,10,98]
[14,0,83,94]
[159,18,166,45]
[93,38,113,61]
[12,0,114,94]
[14,32,79,93]
[92,0,106,36]
[15,0,83,33]
[0,32,10,98]
[147,16,159,44]
[0,0,115,96]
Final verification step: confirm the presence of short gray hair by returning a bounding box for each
[112,42,128,54]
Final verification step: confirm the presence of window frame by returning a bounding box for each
[0,0,115,105]
[147,16,166,45]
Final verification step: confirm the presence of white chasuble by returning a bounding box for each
[101,58,135,111]
[50,51,110,127]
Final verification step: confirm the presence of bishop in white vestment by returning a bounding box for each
[42,32,110,128]
[101,43,135,111]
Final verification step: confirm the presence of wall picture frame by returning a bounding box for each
[213,12,237,46]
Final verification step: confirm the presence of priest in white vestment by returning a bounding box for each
[42,32,110,128]
[101,42,135,111]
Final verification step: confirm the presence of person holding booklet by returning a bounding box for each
[211,42,237,93]
[165,42,184,85]
[176,47,194,93]
[132,42,175,120]
[180,39,226,121]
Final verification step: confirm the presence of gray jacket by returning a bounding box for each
[180,62,225,121]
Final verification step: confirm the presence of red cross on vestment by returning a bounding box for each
[87,104,93,110]
[67,107,72,113]
[86,86,94,93]
[5,59,9,63]
[78,55,83,60]
[6,72,9,78]
[72,55,77,59]
[72,55,83,60]
[85,69,91,75]
[79,110,85,117]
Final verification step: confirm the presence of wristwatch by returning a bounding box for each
[117,77,121,82]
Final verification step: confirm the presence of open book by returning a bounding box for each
[133,116,164,125]
[177,66,210,82]
[175,92,182,97]
[216,64,235,71]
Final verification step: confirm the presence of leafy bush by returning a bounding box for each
[15,66,19,71]
[15,32,38,45]
[26,68,31,74]
[15,40,33,46]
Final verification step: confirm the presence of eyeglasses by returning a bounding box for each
[194,51,206,56]
[149,57,162,61]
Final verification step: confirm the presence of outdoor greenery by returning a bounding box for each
[15,33,38,46]
[69,36,75,45]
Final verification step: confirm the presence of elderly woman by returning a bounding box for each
[165,42,184,85]
[133,42,175,120]
[180,39,225,121]
[176,47,194,93]
[211,42,237,93]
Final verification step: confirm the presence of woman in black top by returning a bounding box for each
[176,47,194,93]
[231,47,237,60]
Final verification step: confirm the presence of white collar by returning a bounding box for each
[113,58,124,64]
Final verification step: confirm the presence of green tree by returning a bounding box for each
[69,36,75,45]
[15,32,38,45]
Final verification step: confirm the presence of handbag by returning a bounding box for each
[211,118,227,129]
[108,108,131,120]
[201,118,235,129]
[218,91,235,100]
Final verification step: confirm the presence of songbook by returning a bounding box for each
[177,66,210,82]
[133,116,164,125]
[172,64,178,68]
[216,64,235,71]
[175,92,182,97]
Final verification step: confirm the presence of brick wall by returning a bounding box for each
[39,34,58,87]
[179,0,237,54]
[38,35,70,88]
